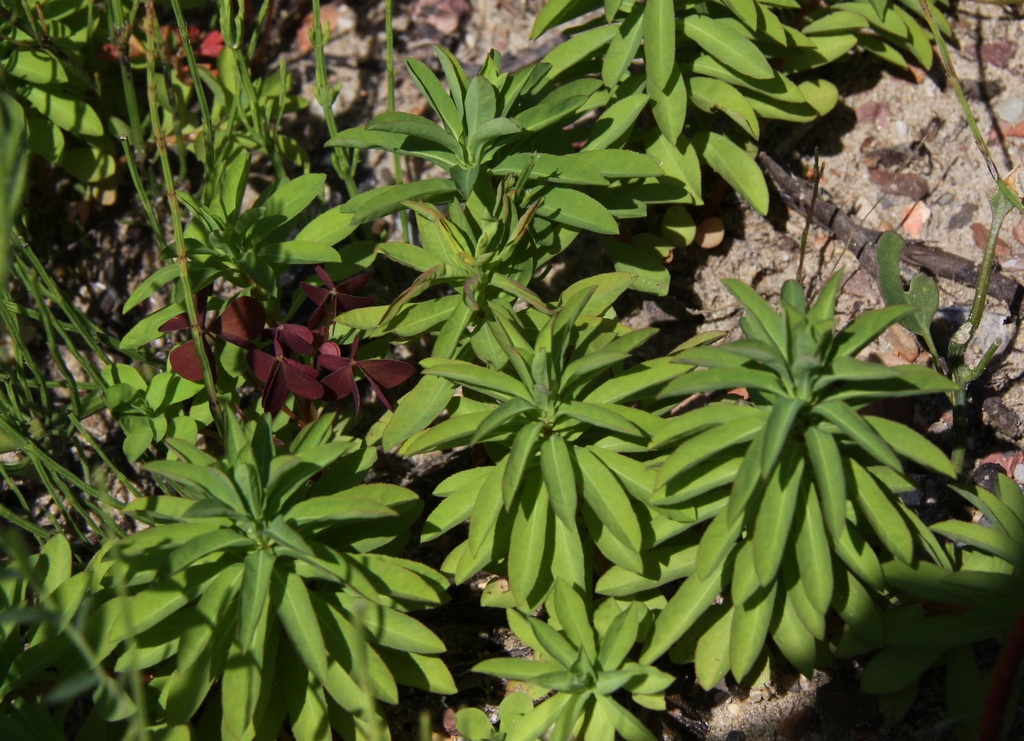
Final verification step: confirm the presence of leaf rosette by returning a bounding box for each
[79,414,452,738]
[637,274,958,685]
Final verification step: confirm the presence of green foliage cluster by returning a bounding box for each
[528,0,946,228]
[1,0,1023,740]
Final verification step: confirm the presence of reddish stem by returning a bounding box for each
[979,606,1024,741]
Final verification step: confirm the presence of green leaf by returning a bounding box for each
[406,57,463,138]
[832,565,884,646]
[383,375,456,451]
[507,479,552,607]
[694,606,733,690]
[377,646,458,694]
[258,173,326,224]
[682,15,773,79]
[643,0,676,89]
[274,568,329,685]
[795,488,834,615]
[576,447,641,552]
[730,579,777,681]
[469,458,509,555]
[876,231,939,339]
[348,180,459,227]
[22,85,103,137]
[367,111,463,156]
[831,305,916,358]
[689,76,760,139]
[573,150,664,179]
[542,24,619,78]
[532,0,599,37]
[493,152,608,186]
[772,588,817,678]
[692,131,769,215]
[760,397,805,471]
[335,594,445,654]
[559,400,643,437]
[503,422,544,507]
[540,433,578,526]
[848,459,915,564]
[261,240,341,264]
[238,549,275,654]
[608,238,669,296]
[472,397,536,446]
[752,453,803,586]
[603,5,645,87]
[804,426,847,539]
[641,564,725,663]
[120,302,185,350]
[931,520,1024,570]
[864,415,953,478]
[814,400,901,470]
[287,491,397,527]
[145,460,246,512]
[423,359,532,400]
[537,187,619,234]
[656,416,764,488]
[166,529,250,575]
[861,645,943,694]
[584,94,649,152]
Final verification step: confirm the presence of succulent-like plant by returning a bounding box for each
[636,275,957,685]
[474,582,674,741]
[81,414,452,738]
[405,275,678,607]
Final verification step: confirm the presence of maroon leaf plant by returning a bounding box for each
[248,322,325,415]
[301,268,374,330]
[318,335,415,415]
[160,288,266,382]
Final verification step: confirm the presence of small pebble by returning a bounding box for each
[995,96,1024,125]
[934,192,954,206]
[1015,464,1024,484]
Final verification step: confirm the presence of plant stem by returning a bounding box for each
[144,0,223,424]
[384,0,411,243]
[167,0,217,182]
[310,0,360,199]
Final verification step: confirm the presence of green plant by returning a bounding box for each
[636,275,956,685]
[1,1,118,189]
[74,413,451,738]
[853,472,1024,739]
[526,0,945,223]
[473,582,673,741]
[403,276,708,608]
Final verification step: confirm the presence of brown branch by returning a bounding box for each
[759,152,1023,313]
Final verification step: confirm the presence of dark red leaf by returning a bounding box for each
[260,362,289,415]
[322,366,359,409]
[169,340,212,382]
[360,372,395,412]
[281,359,324,400]
[248,349,277,383]
[209,297,266,344]
[159,314,191,333]
[319,342,342,358]
[319,355,353,373]
[357,359,416,389]
[339,272,372,294]
[336,294,375,312]
[315,265,333,287]
[276,324,315,355]
[301,283,331,305]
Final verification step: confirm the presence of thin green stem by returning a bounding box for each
[106,0,146,151]
[384,0,411,242]
[310,0,359,198]
[144,0,223,425]
[168,0,218,182]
